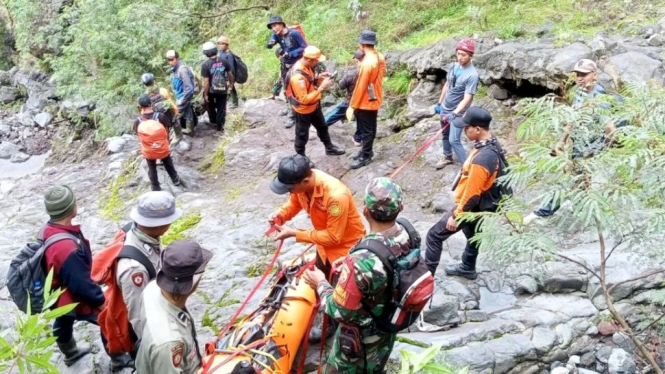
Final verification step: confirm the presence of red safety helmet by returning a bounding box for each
[456,39,475,55]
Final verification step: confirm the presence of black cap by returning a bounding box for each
[267,15,285,29]
[156,240,213,295]
[357,30,378,46]
[452,107,492,129]
[138,94,152,108]
[353,49,365,60]
[270,154,312,195]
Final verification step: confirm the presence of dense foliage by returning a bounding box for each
[3,0,661,137]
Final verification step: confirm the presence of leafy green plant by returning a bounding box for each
[385,68,412,96]
[0,269,78,373]
[475,84,665,373]
[399,344,468,374]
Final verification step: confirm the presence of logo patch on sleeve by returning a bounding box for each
[171,342,184,368]
[328,203,342,217]
[131,273,144,287]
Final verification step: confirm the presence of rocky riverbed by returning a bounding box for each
[0,29,664,374]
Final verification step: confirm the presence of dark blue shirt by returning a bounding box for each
[266,28,307,65]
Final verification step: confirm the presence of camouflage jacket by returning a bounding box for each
[316,223,411,328]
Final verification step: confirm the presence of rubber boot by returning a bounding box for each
[171,122,184,146]
[308,316,336,343]
[109,353,135,372]
[183,120,195,136]
[57,337,91,366]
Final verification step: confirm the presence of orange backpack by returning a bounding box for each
[289,24,307,44]
[137,113,170,160]
[91,223,156,354]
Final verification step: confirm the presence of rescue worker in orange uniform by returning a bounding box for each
[346,30,386,169]
[268,154,366,342]
[287,46,345,157]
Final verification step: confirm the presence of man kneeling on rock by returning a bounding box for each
[135,94,183,192]
[268,154,365,342]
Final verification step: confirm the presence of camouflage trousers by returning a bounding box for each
[323,327,396,374]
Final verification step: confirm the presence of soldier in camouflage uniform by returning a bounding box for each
[303,177,411,374]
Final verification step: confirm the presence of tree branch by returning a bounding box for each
[159,5,269,19]
[638,312,665,333]
[607,269,665,294]
[557,253,601,280]
[604,240,623,262]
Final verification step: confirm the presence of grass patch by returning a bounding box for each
[99,157,140,221]
[384,66,413,96]
[162,212,202,245]
[475,85,488,99]
[200,112,249,174]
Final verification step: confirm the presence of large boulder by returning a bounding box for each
[405,80,438,125]
[0,86,19,104]
[603,52,665,86]
[242,99,289,128]
[0,141,20,159]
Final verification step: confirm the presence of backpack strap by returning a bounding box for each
[43,233,81,250]
[117,245,156,280]
[351,239,396,319]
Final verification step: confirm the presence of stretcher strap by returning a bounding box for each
[316,270,335,374]
[200,336,272,374]
[215,239,284,342]
[389,124,448,178]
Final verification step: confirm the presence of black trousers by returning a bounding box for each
[146,155,179,191]
[425,210,481,274]
[294,105,333,156]
[356,109,378,159]
[53,314,99,343]
[206,93,228,130]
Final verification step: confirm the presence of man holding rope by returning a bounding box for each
[268,154,365,342]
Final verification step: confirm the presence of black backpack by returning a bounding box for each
[350,217,435,333]
[232,54,248,84]
[210,57,230,94]
[479,144,513,212]
[6,229,81,314]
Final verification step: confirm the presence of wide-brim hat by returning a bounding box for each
[130,191,183,227]
[157,240,213,295]
[267,15,286,29]
[357,30,378,45]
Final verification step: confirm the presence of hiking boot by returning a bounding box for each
[435,156,454,170]
[284,119,295,128]
[444,262,477,280]
[151,185,161,191]
[110,353,135,372]
[352,150,374,160]
[325,144,346,156]
[172,176,186,188]
[57,338,91,366]
[170,135,183,147]
[350,156,372,169]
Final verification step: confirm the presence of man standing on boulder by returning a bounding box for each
[347,30,386,170]
[217,36,239,109]
[434,39,479,169]
[287,46,345,157]
[325,49,365,147]
[425,107,507,280]
[201,41,234,132]
[166,50,197,136]
[42,185,105,366]
[266,15,307,128]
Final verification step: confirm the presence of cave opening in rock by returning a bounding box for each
[493,79,562,99]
